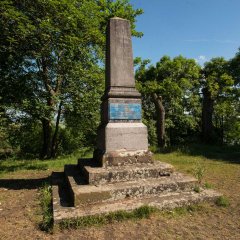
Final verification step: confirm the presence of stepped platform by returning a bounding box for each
[52,158,222,223]
[79,159,174,185]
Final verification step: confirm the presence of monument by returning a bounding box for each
[94,17,152,167]
[52,18,221,222]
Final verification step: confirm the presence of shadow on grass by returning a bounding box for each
[0,163,48,174]
[0,148,93,175]
[157,144,240,164]
[0,177,50,190]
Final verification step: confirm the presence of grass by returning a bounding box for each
[215,196,230,207]
[59,205,157,229]
[204,182,214,189]
[0,148,92,177]
[154,144,240,178]
[160,144,239,163]
[162,204,204,218]
[58,204,208,230]
[39,183,53,232]
[193,185,201,193]
[1,144,238,178]
[193,160,206,185]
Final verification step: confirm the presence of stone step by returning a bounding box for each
[79,159,174,185]
[64,165,197,206]
[52,179,222,222]
[52,172,73,207]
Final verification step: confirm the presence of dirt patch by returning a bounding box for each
[0,163,240,240]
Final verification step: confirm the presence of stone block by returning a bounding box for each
[64,165,197,206]
[99,150,153,167]
[97,122,148,152]
[80,160,174,185]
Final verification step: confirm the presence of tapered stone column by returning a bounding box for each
[94,17,152,166]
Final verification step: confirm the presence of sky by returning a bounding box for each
[130,0,240,66]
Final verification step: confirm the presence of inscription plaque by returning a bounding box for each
[109,103,141,120]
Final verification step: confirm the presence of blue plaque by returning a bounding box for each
[109,103,141,120]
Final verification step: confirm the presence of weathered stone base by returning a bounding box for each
[52,174,221,223]
[51,159,222,223]
[94,150,154,167]
[65,167,196,206]
[79,159,173,185]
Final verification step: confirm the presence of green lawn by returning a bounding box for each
[0,144,239,179]
[154,144,240,197]
[0,148,93,177]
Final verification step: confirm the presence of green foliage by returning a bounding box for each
[136,54,239,147]
[141,95,158,146]
[214,99,240,145]
[228,48,240,85]
[215,196,230,207]
[59,215,107,229]
[18,121,43,157]
[225,51,240,145]
[193,161,206,185]
[0,107,12,158]
[136,56,201,146]
[204,182,213,189]
[202,57,238,144]
[193,185,201,193]
[132,205,156,219]
[0,0,239,156]
[97,0,143,38]
[39,183,53,232]
[0,0,143,158]
[203,58,234,98]
[163,205,203,218]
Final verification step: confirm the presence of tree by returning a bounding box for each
[0,104,11,158]
[223,49,240,144]
[229,48,240,86]
[136,56,201,147]
[0,0,143,158]
[201,58,234,143]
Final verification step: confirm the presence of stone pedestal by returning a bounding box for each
[94,17,151,166]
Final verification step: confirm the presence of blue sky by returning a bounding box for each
[130,0,240,65]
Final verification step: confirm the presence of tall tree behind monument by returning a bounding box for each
[0,0,143,158]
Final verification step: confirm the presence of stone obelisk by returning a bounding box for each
[52,17,222,223]
[94,17,152,166]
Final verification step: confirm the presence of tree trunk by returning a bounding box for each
[221,115,224,144]
[50,101,63,158]
[202,87,214,143]
[152,93,166,148]
[41,118,52,159]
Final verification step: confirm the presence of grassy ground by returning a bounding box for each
[0,148,92,177]
[0,144,239,240]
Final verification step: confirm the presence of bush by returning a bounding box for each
[39,183,53,232]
